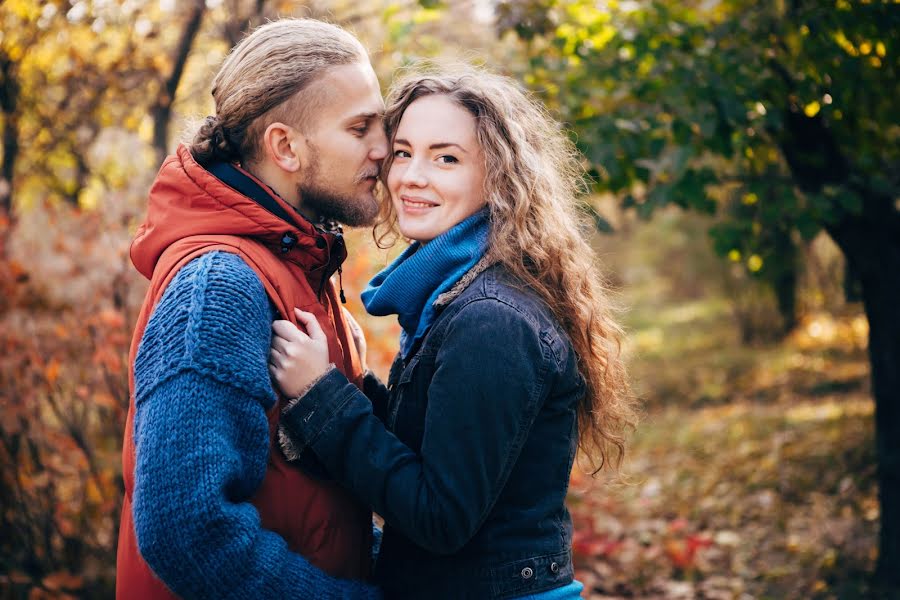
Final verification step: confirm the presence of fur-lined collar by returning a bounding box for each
[433,255,495,308]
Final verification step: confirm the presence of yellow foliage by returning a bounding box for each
[804,100,821,117]
[24,42,61,74]
[747,254,763,272]
[78,183,102,211]
[7,43,24,62]
[637,54,655,77]
[6,0,41,20]
[412,8,441,25]
[590,25,617,50]
[139,115,154,142]
[567,2,609,27]
[742,192,758,205]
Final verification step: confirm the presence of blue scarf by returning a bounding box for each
[361,210,490,357]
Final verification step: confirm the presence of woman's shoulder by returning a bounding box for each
[436,263,564,346]
[436,266,577,373]
[453,263,552,318]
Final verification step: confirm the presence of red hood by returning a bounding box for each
[131,145,343,280]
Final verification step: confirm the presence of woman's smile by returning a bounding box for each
[400,195,440,212]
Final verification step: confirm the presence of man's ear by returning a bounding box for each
[261,122,305,173]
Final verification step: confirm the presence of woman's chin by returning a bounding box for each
[398,224,434,244]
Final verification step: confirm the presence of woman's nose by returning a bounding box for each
[401,160,427,187]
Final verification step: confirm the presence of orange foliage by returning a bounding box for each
[1,199,140,597]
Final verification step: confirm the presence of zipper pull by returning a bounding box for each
[338,265,346,304]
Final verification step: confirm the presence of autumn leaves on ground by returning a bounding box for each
[0,197,877,599]
[566,209,878,599]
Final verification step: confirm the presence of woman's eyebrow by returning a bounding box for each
[393,138,468,153]
[430,142,468,153]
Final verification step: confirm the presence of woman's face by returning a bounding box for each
[387,94,487,243]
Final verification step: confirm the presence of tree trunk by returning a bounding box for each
[776,84,900,587]
[827,197,900,590]
[866,258,900,589]
[151,0,206,165]
[0,50,20,240]
[770,225,797,335]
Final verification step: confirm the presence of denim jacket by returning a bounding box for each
[280,262,585,599]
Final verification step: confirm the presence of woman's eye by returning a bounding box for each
[438,155,458,164]
[393,149,411,158]
[352,126,368,135]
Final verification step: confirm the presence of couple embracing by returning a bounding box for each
[116,18,635,600]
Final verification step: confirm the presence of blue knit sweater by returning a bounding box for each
[131,251,379,599]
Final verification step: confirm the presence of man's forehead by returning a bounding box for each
[316,63,384,120]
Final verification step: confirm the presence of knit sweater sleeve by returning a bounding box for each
[131,251,379,600]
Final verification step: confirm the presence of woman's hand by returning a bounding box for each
[342,306,368,373]
[269,308,331,399]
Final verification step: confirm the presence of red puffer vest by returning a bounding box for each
[116,145,370,598]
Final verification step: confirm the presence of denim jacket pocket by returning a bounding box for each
[488,550,573,598]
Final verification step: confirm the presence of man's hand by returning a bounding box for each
[342,306,368,373]
[269,308,331,398]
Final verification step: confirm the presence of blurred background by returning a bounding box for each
[1,1,897,598]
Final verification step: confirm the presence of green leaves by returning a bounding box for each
[504,0,898,274]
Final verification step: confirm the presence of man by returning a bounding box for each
[116,19,386,599]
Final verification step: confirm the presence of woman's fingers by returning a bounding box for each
[270,335,293,357]
[269,345,285,365]
[294,308,326,343]
[267,310,331,399]
[272,319,305,342]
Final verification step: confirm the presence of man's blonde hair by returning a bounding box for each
[190,19,365,166]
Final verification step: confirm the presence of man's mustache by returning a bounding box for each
[355,168,381,183]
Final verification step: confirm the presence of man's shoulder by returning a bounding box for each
[136,250,276,402]
[167,250,266,301]
[152,249,273,343]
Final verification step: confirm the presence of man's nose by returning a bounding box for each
[369,129,388,161]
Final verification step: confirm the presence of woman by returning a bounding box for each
[268,66,636,599]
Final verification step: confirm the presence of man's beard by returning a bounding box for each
[298,154,379,227]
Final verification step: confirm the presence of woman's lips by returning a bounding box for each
[401,196,438,212]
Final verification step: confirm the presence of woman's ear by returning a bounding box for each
[261,122,305,173]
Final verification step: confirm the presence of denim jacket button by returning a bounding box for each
[550,562,559,573]
[520,567,534,579]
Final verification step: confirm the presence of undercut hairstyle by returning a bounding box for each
[189,18,366,167]
[377,64,638,473]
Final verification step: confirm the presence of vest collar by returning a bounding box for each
[131,145,346,285]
